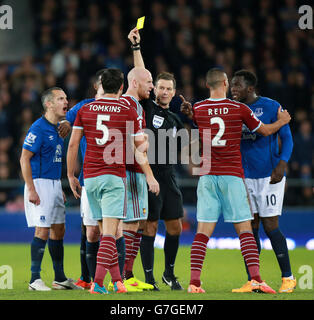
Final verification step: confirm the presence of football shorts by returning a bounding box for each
[147,169,184,221]
[245,176,286,217]
[80,186,99,226]
[84,174,127,220]
[24,178,65,227]
[197,175,253,223]
[124,171,148,222]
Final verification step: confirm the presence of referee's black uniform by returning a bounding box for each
[141,99,185,221]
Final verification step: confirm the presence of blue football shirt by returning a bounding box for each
[66,98,94,186]
[241,96,293,179]
[23,116,64,180]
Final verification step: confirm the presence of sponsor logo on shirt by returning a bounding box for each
[242,124,257,141]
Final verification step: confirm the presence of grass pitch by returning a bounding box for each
[0,243,313,300]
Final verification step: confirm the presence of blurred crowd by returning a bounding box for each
[0,0,313,208]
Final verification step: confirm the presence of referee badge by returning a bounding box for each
[152,115,164,128]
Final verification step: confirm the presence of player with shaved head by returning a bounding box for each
[117,63,159,291]
[127,27,185,291]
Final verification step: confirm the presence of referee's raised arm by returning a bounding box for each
[128,27,145,68]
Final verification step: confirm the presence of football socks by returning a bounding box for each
[190,233,209,287]
[30,237,47,284]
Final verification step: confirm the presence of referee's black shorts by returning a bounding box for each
[147,169,184,221]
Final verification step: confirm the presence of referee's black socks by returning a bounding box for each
[164,232,180,278]
[140,234,155,283]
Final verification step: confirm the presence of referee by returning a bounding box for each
[128,28,184,290]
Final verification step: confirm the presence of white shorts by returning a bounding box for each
[245,176,286,218]
[80,187,99,226]
[24,179,65,228]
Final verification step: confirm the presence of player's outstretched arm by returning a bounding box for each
[257,107,291,137]
[128,27,145,68]
[66,128,83,199]
[20,149,40,205]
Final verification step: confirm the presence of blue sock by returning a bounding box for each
[116,236,125,277]
[86,240,99,281]
[246,228,261,281]
[48,239,67,282]
[30,237,47,284]
[266,228,292,278]
[80,233,90,283]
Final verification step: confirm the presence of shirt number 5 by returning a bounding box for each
[95,114,110,146]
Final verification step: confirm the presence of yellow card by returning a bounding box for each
[136,16,145,30]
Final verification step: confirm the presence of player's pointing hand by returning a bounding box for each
[179,95,193,119]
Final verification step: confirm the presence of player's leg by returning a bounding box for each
[220,175,275,294]
[26,179,54,291]
[259,176,296,292]
[76,187,100,288]
[163,218,183,290]
[89,175,127,293]
[161,172,184,289]
[123,171,142,280]
[123,221,139,278]
[188,222,216,293]
[140,219,159,289]
[188,175,220,293]
[85,225,100,282]
[122,171,152,290]
[243,213,261,281]
[233,220,262,283]
[29,227,49,289]
[262,216,296,292]
[115,221,125,278]
[140,176,163,290]
[48,180,81,289]
[49,223,67,284]
[76,223,91,288]
[82,186,101,283]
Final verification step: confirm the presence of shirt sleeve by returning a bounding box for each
[73,108,83,129]
[23,126,43,154]
[278,123,293,163]
[128,107,144,137]
[241,104,261,132]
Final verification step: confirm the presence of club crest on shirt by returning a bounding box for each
[254,108,263,117]
[53,144,62,162]
[152,115,164,128]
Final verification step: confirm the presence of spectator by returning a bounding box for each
[291,120,314,203]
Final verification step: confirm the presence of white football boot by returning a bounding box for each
[52,278,84,290]
[29,279,51,291]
